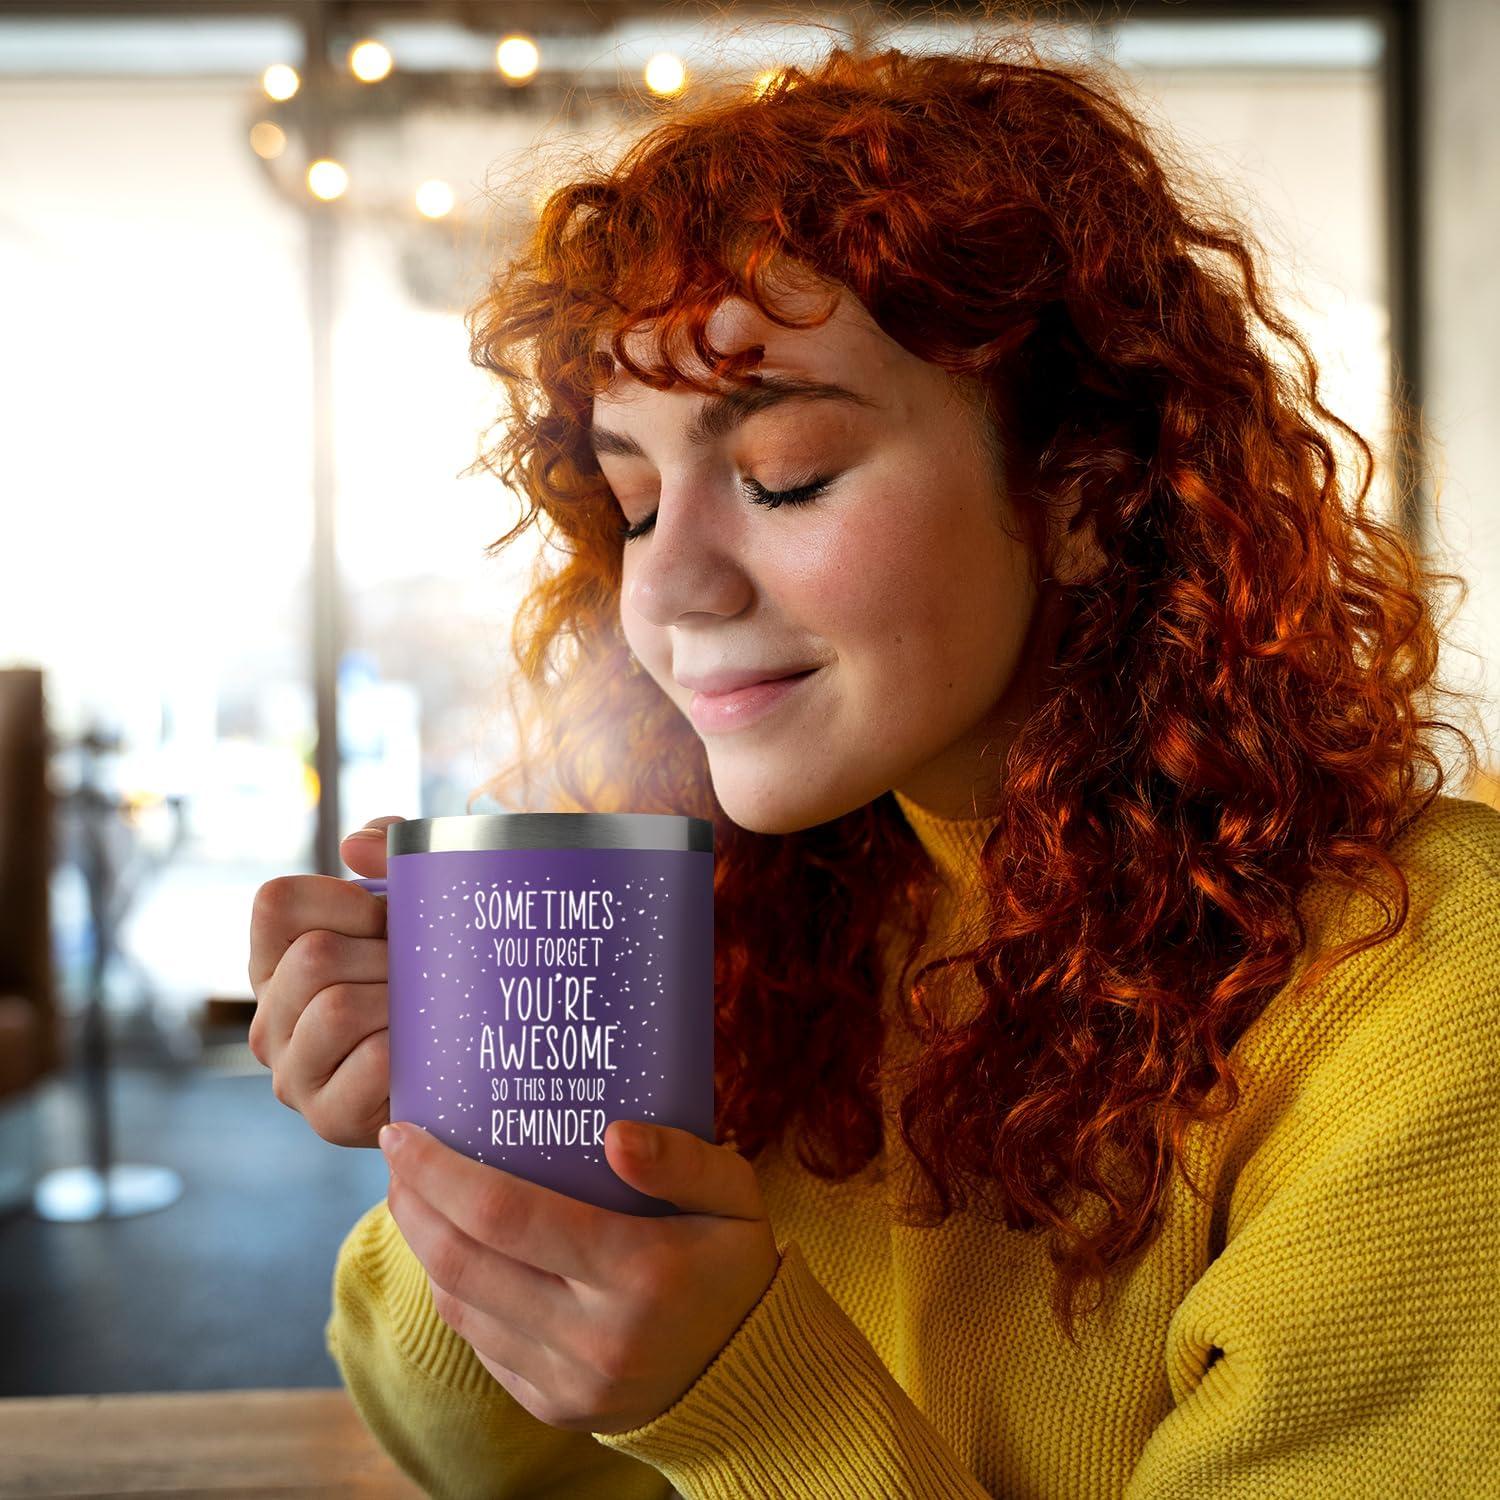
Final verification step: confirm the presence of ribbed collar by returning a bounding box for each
[891,787,1004,894]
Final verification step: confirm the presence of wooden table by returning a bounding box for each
[0,1388,424,1496]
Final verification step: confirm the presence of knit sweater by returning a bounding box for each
[325,790,1500,1499]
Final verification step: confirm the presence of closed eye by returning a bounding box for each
[618,473,835,543]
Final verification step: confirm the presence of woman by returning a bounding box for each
[318,20,1499,1500]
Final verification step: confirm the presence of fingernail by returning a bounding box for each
[348,828,385,841]
[379,1123,406,1156]
[622,1123,657,1161]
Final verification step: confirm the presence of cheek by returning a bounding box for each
[791,470,1032,688]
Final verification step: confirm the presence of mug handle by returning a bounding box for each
[348,877,387,899]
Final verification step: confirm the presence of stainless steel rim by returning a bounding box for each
[388,812,713,856]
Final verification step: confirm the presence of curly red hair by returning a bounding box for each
[464,8,1481,1344]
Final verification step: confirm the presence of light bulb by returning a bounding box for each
[497,35,540,81]
[416,179,455,219]
[262,63,299,101]
[644,53,686,96]
[307,158,349,201]
[349,39,393,83]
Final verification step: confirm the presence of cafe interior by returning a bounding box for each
[2,0,1498,1491]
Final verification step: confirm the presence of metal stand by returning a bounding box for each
[31,727,185,1222]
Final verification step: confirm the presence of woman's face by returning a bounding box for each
[590,278,1046,829]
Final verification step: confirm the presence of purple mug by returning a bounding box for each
[350,811,714,1216]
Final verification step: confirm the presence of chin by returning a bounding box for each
[717,809,815,838]
[705,771,857,838]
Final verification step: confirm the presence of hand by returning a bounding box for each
[380,1116,781,1436]
[246,815,406,1148]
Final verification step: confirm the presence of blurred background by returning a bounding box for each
[1,0,1498,1406]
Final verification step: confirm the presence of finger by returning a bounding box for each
[341,815,404,877]
[442,1299,584,1432]
[258,929,390,1061]
[607,1121,766,1220]
[473,1355,563,1430]
[386,1170,568,1362]
[382,1124,621,1286]
[249,874,388,994]
[339,835,389,879]
[284,979,388,1091]
[301,1023,390,1146]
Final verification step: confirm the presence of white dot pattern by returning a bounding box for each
[386,849,710,1201]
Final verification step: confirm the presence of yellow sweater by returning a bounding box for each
[325,790,1500,1499]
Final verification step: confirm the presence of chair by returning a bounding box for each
[0,667,62,1217]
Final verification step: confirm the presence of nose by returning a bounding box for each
[622,488,755,627]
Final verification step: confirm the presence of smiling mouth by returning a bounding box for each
[695,667,817,698]
[685,666,822,734]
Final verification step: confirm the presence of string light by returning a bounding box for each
[306,158,349,201]
[261,63,299,101]
[644,52,686,96]
[496,35,540,82]
[349,39,393,83]
[249,121,286,159]
[750,68,795,98]
[415,179,455,219]
[250,31,733,225]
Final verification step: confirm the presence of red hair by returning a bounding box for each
[464,9,1480,1344]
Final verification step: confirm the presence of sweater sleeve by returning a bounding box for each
[1123,971,1500,1497]
[589,1233,993,1498]
[325,1196,673,1500]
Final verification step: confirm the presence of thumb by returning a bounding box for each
[340,815,405,877]
[605,1120,765,1219]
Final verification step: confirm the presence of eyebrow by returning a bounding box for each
[587,373,880,459]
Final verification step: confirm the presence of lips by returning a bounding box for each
[676,665,818,696]
[686,665,820,733]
